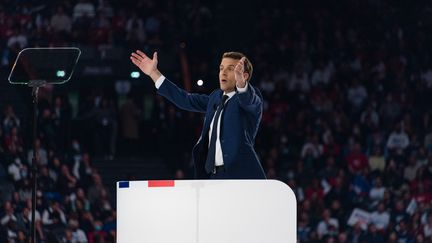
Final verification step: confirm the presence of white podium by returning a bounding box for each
[117,180,297,243]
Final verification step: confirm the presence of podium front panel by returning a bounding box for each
[117,180,296,243]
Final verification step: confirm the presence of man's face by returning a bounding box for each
[219,58,239,93]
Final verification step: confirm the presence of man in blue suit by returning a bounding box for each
[130,50,266,179]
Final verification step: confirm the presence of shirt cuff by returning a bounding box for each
[236,82,248,93]
[155,75,165,89]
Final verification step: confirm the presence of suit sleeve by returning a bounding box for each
[157,78,209,113]
[236,83,263,119]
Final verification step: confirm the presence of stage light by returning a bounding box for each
[197,79,203,86]
[56,70,66,78]
[130,71,140,78]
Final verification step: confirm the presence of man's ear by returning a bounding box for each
[243,72,250,82]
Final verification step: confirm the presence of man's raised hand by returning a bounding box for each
[234,57,247,88]
[130,50,161,82]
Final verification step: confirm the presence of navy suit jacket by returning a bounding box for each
[157,78,266,179]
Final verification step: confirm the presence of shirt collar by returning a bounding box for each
[223,90,236,99]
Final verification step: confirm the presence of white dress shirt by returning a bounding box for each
[155,75,248,166]
[209,91,235,166]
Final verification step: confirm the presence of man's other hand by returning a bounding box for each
[234,57,247,88]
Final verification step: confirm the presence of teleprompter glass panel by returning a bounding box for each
[8,47,81,85]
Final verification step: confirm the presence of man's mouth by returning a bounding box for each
[220,79,227,83]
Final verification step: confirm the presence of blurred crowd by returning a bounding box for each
[2,0,432,242]
[0,102,115,242]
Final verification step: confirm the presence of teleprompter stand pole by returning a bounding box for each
[28,80,46,243]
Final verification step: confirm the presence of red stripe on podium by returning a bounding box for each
[148,180,175,187]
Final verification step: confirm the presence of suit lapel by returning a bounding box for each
[219,93,235,139]
[201,91,223,137]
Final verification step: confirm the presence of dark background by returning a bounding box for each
[0,0,432,242]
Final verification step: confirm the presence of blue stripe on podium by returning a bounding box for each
[119,181,129,188]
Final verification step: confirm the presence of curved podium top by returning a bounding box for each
[117,180,297,243]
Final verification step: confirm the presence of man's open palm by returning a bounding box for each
[130,50,158,76]
[234,57,246,88]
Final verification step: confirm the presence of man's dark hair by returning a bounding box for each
[222,52,253,82]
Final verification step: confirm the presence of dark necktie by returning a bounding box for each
[205,95,229,174]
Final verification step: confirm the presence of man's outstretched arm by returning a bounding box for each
[130,50,209,113]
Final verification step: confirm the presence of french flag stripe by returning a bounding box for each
[119,181,129,188]
[148,180,175,187]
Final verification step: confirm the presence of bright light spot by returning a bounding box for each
[56,70,66,78]
[130,71,140,78]
[197,79,203,86]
